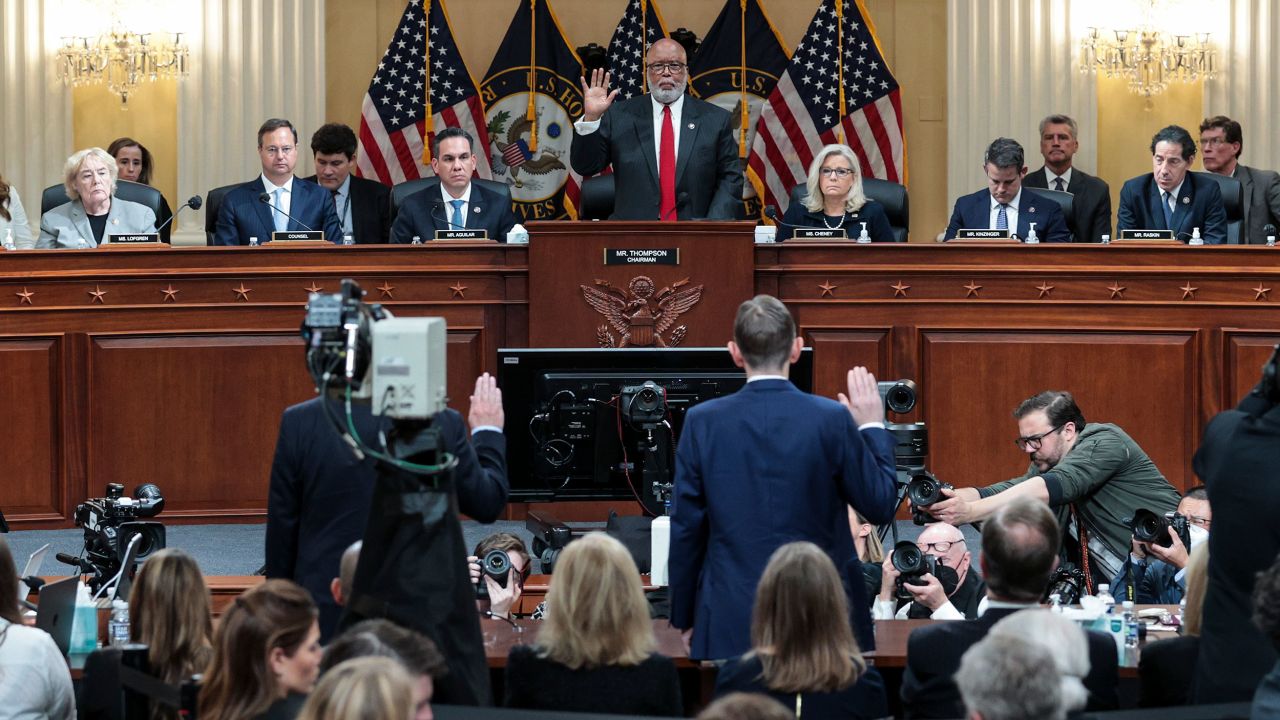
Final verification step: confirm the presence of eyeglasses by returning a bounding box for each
[645,62,687,76]
[917,539,964,554]
[1187,514,1211,529]
[1200,137,1230,147]
[819,167,854,178]
[1014,423,1065,451]
[263,145,295,156]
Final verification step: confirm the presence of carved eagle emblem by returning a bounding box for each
[580,276,704,347]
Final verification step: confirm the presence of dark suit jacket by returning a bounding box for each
[264,397,507,641]
[1116,171,1227,244]
[943,188,1072,242]
[389,181,517,243]
[669,379,898,661]
[1139,635,1198,707]
[1233,164,1280,244]
[303,174,392,244]
[570,94,743,220]
[1024,166,1112,242]
[779,199,895,241]
[213,177,343,245]
[900,605,1120,718]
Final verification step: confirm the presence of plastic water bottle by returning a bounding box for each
[71,582,99,654]
[1101,234,1111,245]
[2,229,14,250]
[342,233,355,246]
[411,235,423,245]
[1267,234,1277,247]
[1122,601,1139,649]
[1096,583,1116,615]
[109,599,130,645]
[249,236,259,246]
[856,222,871,244]
[1049,593,1063,614]
[650,514,671,587]
[1024,222,1039,244]
[1189,227,1204,245]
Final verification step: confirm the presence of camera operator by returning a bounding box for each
[873,522,987,620]
[467,532,536,620]
[1110,486,1210,604]
[925,391,1179,593]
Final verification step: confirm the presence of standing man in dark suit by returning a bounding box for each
[1200,115,1280,244]
[901,498,1119,719]
[571,38,743,221]
[1117,125,1228,244]
[943,138,1072,242]
[1024,114,1113,242]
[213,118,343,245]
[669,295,898,661]
[307,123,391,243]
[390,127,518,243]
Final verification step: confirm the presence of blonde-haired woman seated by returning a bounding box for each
[714,541,888,719]
[38,147,156,248]
[779,144,894,241]
[504,533,682,716]
[297,657,415,720]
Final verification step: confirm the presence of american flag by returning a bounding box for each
[608,0,668,100]
[747,0,904,212]
[356,0,492,184]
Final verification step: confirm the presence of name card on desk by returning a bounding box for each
[1118,229,1175,241]
[604,248,680,265]
[792,228,848,240]
[953,229,1012,240]
[271,230,326,242]
[435,229,488,240]
[105,233,162,245]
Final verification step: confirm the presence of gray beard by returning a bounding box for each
[651,80,686,105]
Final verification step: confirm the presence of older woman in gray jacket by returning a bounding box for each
[38,147,156,248]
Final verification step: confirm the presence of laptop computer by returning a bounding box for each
[17,543,50,603]
[35,575,81,656]
[107,532,143,603]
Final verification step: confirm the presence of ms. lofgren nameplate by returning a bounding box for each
[604,248,679,265]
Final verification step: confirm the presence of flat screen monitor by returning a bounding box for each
[498,347,813,509]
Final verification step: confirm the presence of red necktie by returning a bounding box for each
[659,105,677,221]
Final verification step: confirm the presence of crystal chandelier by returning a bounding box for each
[1077,1,1218,98]
[56,28,189,107]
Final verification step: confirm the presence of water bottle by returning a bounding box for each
[1189,227,1204,246]
[1096,583,1115,615]
[2,229,14,250]
[411,235,423,245]
[1122,601,1139,649]
[342,233,355,246]
[1101,234,1111,245]
[856,222,871,244]
[1049,593,1063,614]
[109,599,130,645]
[71,582,99,654]
[650,514,671,587]
[1024,222,1039,244]
[249,236,260,246]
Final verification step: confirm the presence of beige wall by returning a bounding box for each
[72,81,179,205]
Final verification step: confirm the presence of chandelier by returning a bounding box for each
[56,29,189,107]
[1077,1,1218,98]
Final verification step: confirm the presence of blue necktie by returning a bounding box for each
[450,199,465,230]
[1161,191,1174,230]
[996,204,1009,231]
[273,188,287,232]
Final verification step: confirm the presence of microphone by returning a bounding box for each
[763,205,810,231]
[55,552,97,574]
[22,576,46,594]
[154,195,202,234]
[257,192,317,232]
[431,201,467,231]
[660,192,689,221]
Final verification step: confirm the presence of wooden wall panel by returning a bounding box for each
[803,330,891,402]
[1225,333,1280,409]
[0,337,63,520]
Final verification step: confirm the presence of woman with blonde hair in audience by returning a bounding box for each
[0,169,34,248]
[0,534,76,719]
[200,579,322,720]
[714,541,888,719]
[38,147,157,248]
[504,533,682,715]
[1135,542,1210,707]
[297,657,416,720]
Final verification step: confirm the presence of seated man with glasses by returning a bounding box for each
[873,521,987,620]
[571,38,742,221]
[1110,485,1211,604]
[924,391,1180,594]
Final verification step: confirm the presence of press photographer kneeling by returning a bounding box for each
[1111,486,1211,604]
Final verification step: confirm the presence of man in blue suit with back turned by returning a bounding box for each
[1117,124,1227,244]
[944,137,1072,242]
[670,295,898,661]
[214,118,343,245]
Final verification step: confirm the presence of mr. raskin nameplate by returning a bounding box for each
[1119,229,1174,240]
[435,229,488,240]
[792,228,847,239]
[604,248,680,265]
[955,229,1011,239]
[271,230,326,241]
[106,233,161,244]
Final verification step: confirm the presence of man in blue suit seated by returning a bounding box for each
[669,294,898,661]
[214,118,343,245]
[1117,125,1228,244]
[944,137,1072,242]
[1110,485,1211,604]
[390,127,519,243]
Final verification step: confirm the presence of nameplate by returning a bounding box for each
[434,229,488,240]
[271,230,326,242]
[106,233,161,244]
[955,229,1011,240]
[604,248,680,266]
[1118,229,1174,241]
[792,228,848,240]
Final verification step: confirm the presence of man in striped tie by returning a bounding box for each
[943,137,1071,243]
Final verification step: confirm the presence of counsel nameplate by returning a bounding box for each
[271,230,326,242]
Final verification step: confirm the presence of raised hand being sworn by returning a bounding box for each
[579,68,621,123]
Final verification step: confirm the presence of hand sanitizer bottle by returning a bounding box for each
[856,222,871,244]
[1189,227,1204,245]
[1024,222,1039,244]
[2,229,14,250]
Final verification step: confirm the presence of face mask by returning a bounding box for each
[1188,524,1209,549]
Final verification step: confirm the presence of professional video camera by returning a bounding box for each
[527,510,575,574]
[1043,562,1088,605]
[878,379,918,415]
[64,483,165,587]
[1127,508,1192,549]
[890,540,939,600]
[620,381,667,428]
[475,549,514,600]
[904,471,954,525]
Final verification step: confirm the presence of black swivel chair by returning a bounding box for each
[1024,188,1076,241]
[203,183,241,245]
[42,180,169,241]
[388,177,513,230]
[787,177,910,242]
[579,175,615,220]
[1202,173,1245,244]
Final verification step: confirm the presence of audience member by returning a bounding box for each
[696,693,794,720]
[1023,114,1113,242]
[1251,552,1280,719]
[1117,124,1227,243]
[213,118,343,245]
[297,657,415,720]
[306,123,391,243]
[928,390,1179,591]
[954,634,1065,720]
[467,532,532,620]
[39,147,158,248]
[107,136,174,241]
[901,497,1119,718]
[0,534,75,719]
[0,169,34,248]
[320,619,446,720]
[715,542,887,719]
[944,137,1071,242]
[1199,115,1280,244]
[850,507,884,605]
[989,609,1090,713]
[671,295,896,661]
[875,521,986,620]
[329,540,360,609]
[504,533,682,716]
[1112,485,1210,604]
[389,127,517,243]
[779,144,894,241]
[1136,542,1209,707]
[199,579,322,720]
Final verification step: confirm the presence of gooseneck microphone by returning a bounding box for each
[258,192,318,232]
[154,195,203,234]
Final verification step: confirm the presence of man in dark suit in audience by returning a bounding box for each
[213,118,344,245]
[944,138,1072,242]
[1200,115,1280,244]
[670,295,898,661]
[1024,114,1113,242]
[901,497,1119,719]
[1117,124,1228,244]
[307,123,391,243]
[390,127,518,243]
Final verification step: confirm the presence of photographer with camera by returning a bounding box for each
[873,522,987,620]
[1110,486,1210,604]
[467,532,537,621]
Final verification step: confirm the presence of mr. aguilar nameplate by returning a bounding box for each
[604,249,680,266]
[435,229,488,240]
[105,233,162,244]
[792,228,847,240]
[1119,229,1175,240]
[271,230,326,242]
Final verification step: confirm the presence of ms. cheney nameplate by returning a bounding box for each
[604,248,680,266]
[792,228,848,240]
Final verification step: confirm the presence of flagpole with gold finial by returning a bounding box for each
[738,0,748,158]
[527,0,539,152]
[835,0,846,145]
[422,0,434,165]
[640,0,649,95]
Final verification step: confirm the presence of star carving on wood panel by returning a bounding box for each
[963,281,983,298]
[1254,283,1272,301]
[1035,282,1054,299]
[88,285,108,303]
[1179,282,1198,300]
[376,281,396,299]
[449,282,467,299]
[160,285,180,302]
[890,281,910,298]
[233,283,253,301]
[818,280,837,297]
[1106,282,1126,300]
[304,282,323,294]
[15,287,34,305]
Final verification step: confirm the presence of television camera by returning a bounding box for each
[59,483,165,591]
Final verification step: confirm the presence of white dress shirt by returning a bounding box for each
[332,175,353,235]
[989,188,1022,232]
[261,174,294,226]
[439,182,473,230]
[1044,167,1073,193]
